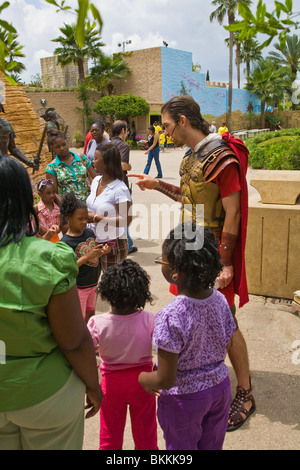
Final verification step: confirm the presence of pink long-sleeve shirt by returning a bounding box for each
[87,310,156,374]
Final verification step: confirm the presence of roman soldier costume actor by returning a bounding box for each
[128,95,255,433]
[155,131,249,310]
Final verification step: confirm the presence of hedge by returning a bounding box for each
[245,129,300,170]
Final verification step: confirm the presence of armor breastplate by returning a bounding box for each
[179,139,239,236]
[180,152,225,235]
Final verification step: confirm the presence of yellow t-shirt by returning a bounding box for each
[218,126,228,136]
[159,133,165,145]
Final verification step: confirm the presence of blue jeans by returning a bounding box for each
[143,146,162,177]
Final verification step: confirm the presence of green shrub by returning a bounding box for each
[246,128,300,170]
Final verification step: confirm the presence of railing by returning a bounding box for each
[233,129,270,140]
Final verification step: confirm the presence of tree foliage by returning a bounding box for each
[94,94,149,122]
[89,53,131,95]
[226,0,298,50]
[245,58,290,127]
[210,0,252,132]
[53,21,104,83]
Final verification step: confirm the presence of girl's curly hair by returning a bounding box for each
[163,223,222,290]
[98,259,153,312]
[60,192,87,217]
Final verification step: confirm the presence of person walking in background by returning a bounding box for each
[0,157,102,450]
[218,122,228,136]
[87,259,158,450]
[143,125,163,179]
[139,224,235,450]
[159,129,166,152]
[210,121,217,133]
[85,120,110,163]
[60,192,111,323]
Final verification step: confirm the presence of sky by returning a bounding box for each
[3,0,278,86]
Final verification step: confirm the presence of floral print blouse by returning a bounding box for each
[46,151,91,201]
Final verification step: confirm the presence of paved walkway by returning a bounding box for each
[83,149,300,451]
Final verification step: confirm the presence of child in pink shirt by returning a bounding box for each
[87,259,158,450]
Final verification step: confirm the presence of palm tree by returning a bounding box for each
[240,38,262,79]
[225,31,242,88]
[52,21,105,83]
[89,53,131,95]
[246,59,290,128]
[210,0,252,132]
[268,34,300,77]
[267,34,300,109]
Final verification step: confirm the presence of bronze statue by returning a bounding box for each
[0,117,39,170]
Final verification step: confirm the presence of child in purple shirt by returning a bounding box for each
[139,223,236,450]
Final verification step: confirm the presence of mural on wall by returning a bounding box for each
[160,47,260,116]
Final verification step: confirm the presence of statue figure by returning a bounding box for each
[0,117,38,170]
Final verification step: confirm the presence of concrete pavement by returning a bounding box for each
[82,148,300,451]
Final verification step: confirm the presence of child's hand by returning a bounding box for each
[85,244,106,260]
[140,384,160,397]
[49,224,60,234]
[138,371,160,397]
[42,225,60,240]
[100,243,111,256]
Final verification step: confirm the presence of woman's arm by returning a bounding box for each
[138,348,178,394]
[47,285,102,418]
[92,201,132,228]
[87,163,97,180]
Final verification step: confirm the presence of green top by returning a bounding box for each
[0,236,79,412]
[46,151,91,201]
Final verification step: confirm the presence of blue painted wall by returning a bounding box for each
[160,47,261,115]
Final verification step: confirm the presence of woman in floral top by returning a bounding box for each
[46,132,96,202]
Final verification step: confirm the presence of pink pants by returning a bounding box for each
[99,364,158,450]
[77,286,97,319]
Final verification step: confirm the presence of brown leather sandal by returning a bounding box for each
[227,379,256,432]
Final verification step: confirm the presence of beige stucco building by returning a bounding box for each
[40,56,89,89]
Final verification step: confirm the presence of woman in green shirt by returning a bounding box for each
[0,156,102,450]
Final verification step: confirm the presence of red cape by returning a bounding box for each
[169,132,249,308]
[221,132,249,308]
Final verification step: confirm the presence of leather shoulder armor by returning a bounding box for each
[195,139,239,182]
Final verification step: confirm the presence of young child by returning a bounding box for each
[159,129,165,152]
[87,259,158,451]
[34,179,65,242]
[138,223,236,451]
[60,192,110,322]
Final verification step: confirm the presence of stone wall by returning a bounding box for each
[274,110,300,129]
[25,89,102,144]
[40,56,89,88]
[113,47,162,105]
[0,73,51,181]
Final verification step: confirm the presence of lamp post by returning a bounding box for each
[118,39,132,52]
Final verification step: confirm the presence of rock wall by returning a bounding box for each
[1,73,52,182]
[41,56,89,88]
